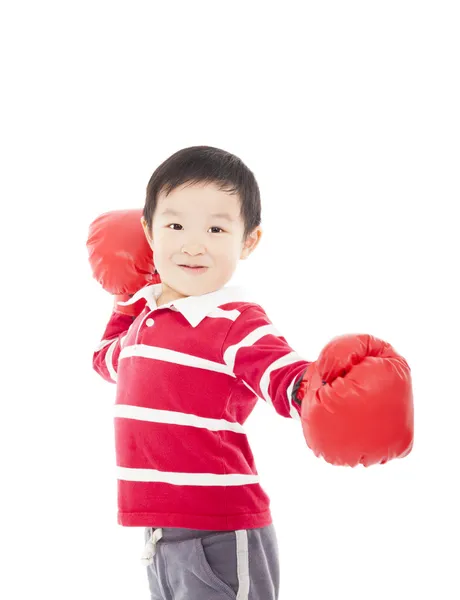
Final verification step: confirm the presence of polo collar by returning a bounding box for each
[117,283,253,328]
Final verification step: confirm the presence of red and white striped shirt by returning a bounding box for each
[92,283,311,530]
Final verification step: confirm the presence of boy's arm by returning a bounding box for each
[87,208,159,383]
[221,304,312,421]
[221,303,414,467]
[92,295,140,383]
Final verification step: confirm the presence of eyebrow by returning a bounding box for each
[160,209,235,222]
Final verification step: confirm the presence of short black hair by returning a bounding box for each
[142,146,261,240]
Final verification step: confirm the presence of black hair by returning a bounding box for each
[142,146,261,240]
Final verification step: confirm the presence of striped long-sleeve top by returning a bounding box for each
[92,283,311,530]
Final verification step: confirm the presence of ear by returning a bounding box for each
[141,216,154,250]
[240,226,263,260]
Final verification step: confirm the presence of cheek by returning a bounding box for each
[152,231,173,254]
[214,241,240,266]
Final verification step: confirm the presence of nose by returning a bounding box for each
[181,243,206,256]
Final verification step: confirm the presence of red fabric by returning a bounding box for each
[113,293,147,317]
[93,298,310,530]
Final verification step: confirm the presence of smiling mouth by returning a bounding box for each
[178,265,209,271]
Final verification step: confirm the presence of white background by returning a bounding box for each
[1,1,459,599]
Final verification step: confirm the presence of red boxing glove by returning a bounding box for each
[296,334,414,467]
[87,209,161,317]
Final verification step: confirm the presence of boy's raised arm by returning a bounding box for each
[92,307,135,384]
[87,208,159,384]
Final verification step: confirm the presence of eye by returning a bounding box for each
[167,224,224,233]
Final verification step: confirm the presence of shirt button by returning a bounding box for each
[146,318,155,327]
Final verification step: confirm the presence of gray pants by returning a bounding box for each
[143,523,280,599]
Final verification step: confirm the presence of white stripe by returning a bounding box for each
[95,338,115,352]
[235,530,250,600]
[114,404,246,433]
[207,307,241,321]
[105,339,118,382]
[223,324,282,371]
[286,371,302,421]
[260,351,305,406]
[120,344,235,377]
[117,466,260,486]
[241,379,260,398]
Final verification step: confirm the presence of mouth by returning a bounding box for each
[178,265,209,274]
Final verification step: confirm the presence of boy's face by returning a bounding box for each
[141,181,262,301]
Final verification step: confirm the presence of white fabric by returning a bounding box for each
[117,284,256,327]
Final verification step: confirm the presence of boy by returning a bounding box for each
[92,146,310,599]
[91,146,413,600]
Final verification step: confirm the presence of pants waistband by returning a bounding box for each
[148,527,234,543]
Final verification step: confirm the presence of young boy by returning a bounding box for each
[92,146,311,599]
[90,146,413,599]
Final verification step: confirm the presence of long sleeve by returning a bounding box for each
[221,304,312,421]
[92,311,134,383]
